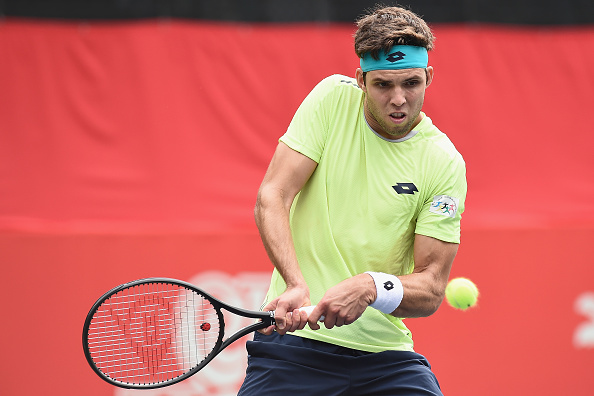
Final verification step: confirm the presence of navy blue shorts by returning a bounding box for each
[238,332,443,396]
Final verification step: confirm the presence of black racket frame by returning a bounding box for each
[82,277,275,389]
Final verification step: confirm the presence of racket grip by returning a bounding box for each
[299,305,325,321]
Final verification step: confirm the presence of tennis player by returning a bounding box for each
[239,5,467,395]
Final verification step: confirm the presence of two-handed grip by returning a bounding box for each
[299,305,325,321]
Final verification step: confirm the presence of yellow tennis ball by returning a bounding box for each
[445,277,479,310]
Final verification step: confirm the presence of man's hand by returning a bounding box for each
[259,286,310,335]
[308,273,376,330]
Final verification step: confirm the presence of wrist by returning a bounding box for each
[365,272,404,314]
[284,278,308,291]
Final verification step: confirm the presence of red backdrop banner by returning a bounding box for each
[2,20,594,231]
[0,19,593,396]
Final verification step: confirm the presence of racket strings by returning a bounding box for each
[86,282,221,385]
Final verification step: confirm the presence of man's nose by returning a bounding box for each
[390,88,406,107]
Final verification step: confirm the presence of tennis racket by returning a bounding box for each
[82,277,319,389]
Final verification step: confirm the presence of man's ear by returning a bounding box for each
[355,68,366,92]
[425,66,434,87]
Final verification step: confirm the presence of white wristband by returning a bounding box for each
[365,272,403,314]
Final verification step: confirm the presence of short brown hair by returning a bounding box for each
[354,5,435,60]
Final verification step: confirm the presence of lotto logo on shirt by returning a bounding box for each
[429,195,459,218]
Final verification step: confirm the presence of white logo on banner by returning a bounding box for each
[114,270,271,396]
[573,291,594,349]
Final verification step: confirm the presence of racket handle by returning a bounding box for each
[299,305,325,321]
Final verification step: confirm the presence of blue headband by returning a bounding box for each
[360,45,428,72]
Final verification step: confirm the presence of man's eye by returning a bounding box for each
[405,80,420,86]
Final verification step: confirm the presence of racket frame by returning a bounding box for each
[82,277,275,389]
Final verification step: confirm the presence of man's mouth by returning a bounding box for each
[389,112,406,122]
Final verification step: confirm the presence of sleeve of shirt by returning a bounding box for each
[279,76,338,163]
[415,150,467,244]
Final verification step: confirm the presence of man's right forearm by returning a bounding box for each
[254,142,317,293]
[254,186,307,289]
[254,142,317,332]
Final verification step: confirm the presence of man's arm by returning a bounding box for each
[394,234,458,318]
[255,142,317,333]
[307,234,458,329]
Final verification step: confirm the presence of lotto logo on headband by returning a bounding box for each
[360,45,428,72]
[386,51,405,63]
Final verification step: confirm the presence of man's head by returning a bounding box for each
[354,5,435,139]
[354,5,435,60]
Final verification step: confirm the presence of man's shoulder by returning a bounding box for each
[306,74,362,110]
[416,116,465,164]
[318,74,361,91]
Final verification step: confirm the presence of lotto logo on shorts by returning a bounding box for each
[429,195,459,218]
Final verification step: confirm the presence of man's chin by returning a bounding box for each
[384,125,412,139]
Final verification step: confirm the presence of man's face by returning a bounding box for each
[357,67,433,140]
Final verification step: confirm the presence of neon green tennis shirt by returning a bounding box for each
[264,74,467,353]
